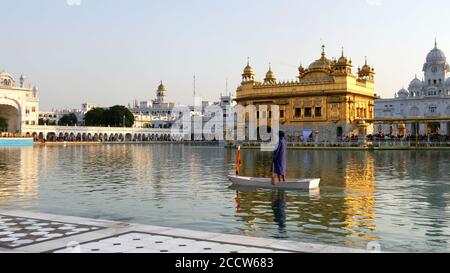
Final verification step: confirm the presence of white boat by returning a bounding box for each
[228,175,320,190]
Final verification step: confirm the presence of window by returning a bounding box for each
[295,108,301,118]
[25,121,29,125]
[304,107,312,118]
[280,110,285,119]
[315,107,322,117]
[32,107,36,113]
[31,121,36,125]
[429,106,437,113]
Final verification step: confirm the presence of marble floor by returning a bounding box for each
[0,209,368,253]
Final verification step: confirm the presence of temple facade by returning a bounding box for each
[0,71,39,133]
[235,46,376,142]
[374,41,450,136]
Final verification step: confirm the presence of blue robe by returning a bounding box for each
[273,138,287,176]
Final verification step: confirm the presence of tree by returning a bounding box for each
[84,106,134,127]
[58,113,78,126]
[103,105,135,127]
[0,117,8,132]
[39,118,57,126]
[84,108,106,126]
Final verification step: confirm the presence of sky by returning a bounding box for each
[1,0,449,111]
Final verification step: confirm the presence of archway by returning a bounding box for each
[0,103,20,133]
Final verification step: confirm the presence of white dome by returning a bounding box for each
[0,70,14,80]
[426,45,447,64]
[408,77,423,90]
[398,88,409,98]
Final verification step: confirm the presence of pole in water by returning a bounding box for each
[236,146,241,175]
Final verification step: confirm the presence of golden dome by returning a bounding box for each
[243,64,254,76]
[264,64,276,83]
[242,57,255,82]
[337,48,351,66]
[360,57,373,73]
[157,81,166,91]
[243,57,254,77]
[308,45,333,71]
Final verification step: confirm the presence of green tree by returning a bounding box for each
[0,117,8,132]
[58,113,78,126]
[84,108,106,126]
[39,118,56,126]
[84,106,134,127]
[103,105,135,127]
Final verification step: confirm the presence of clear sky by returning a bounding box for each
[2,0,449,110]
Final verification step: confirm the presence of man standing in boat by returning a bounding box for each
[272,131,287,185]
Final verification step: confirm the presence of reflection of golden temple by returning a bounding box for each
[341,152,377,242]
[232,149,378,246]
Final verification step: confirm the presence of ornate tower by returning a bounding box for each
[264,63,277,84]
[423,40,449,88]
[333,47,353,75]
[358,57,375,81]
[156,81,167,104]
[242,57,255,83]
[20,74,26,88]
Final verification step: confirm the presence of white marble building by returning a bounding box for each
[129,82,176,128]
[375,42,450,136]
[0,71,39,133]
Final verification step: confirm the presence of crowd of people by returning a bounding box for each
[0,133,31,138]
[367,133,450,142]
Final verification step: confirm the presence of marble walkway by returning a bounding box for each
[0,210,367,253]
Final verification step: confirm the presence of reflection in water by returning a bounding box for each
[0,145,450,252]
[0,148,38,206]
[271,191,287,235]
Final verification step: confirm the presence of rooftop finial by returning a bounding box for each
[341,46,344,57]
[365,56,368,65]
[321,44,326,57]
[247,56,250,66]
[435,38,437,47]
[269,62,272,71]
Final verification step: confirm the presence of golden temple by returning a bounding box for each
[235,46,376,141]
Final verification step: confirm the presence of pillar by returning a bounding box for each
[440,122,448,136]
[419,123,426,135]
[407,123,414,137]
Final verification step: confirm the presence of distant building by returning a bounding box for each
[38,111,58,125]
[42,102,98,126]
[374,41,450,136]
[0,71,39,133]
[129,82,176,128]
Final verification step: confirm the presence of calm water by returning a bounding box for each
[1,145,450,252]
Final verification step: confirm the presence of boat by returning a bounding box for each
[228,175,320,190]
